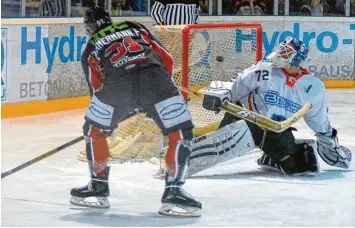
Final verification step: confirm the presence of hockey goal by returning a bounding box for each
[78,23,263,163]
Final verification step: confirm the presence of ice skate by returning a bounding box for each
[159,182,202,217]
[257,153,281,172]
[70,167,110,208]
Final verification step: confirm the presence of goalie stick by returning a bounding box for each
[220,101,311,133]
[177,85,312,133]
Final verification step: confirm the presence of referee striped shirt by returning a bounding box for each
[40,0,66,16]
[151,0,200,25]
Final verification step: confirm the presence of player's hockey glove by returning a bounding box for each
[200,81,235,113]
[316,128,352,169]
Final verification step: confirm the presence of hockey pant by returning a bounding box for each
[219,102,315,174]
[83,65,194,182]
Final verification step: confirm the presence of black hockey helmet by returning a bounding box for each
[84,5,112,35]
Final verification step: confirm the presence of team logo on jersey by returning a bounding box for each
[1,28,7,101]
[264,90,301,113]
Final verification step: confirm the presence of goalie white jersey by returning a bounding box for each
[228,61,331,134]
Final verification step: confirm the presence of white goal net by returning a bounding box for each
[78,23,263,163]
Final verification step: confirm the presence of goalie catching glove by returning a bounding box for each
[200,81,236,112]
[316,128,352,169]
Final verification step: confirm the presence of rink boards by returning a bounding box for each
[1,16,355,118]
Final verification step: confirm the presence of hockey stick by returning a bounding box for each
[2,108,147,179]
[221,101,311,133]
[1,136,85,179]
[178,86,311,133]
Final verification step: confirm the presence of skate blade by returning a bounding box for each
[158,203,201,218]
[70,196,110,209]
[258,167,319,176]
[290,170,319,176]
[258,165,281,173]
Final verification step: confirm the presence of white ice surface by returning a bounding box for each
[1,90,355,227]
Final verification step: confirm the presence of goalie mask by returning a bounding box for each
[266,37,309,69]
[84,5,112,36]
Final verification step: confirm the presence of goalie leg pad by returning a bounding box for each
[280,139,320,175]
[297,139,320,173]
[187,120,255,176]
[257,139,320,175]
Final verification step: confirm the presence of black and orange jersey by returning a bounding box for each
[81,21,174,96]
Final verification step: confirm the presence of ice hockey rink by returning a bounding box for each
[1,89,355,227]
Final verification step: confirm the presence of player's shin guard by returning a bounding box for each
[70,123,111,208]
[84,125,110,177]
[165,129,193,184]
[160,128,202,217]
[188,120,255,176]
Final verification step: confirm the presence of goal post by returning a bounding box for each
[78,23,263,163]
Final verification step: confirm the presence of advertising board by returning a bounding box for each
[1,17,354,106]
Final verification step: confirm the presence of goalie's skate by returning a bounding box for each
[159,184,202,217]
[70,167,110,209]
[257,153,281,172]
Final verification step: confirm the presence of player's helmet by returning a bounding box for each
[266,37,309,68]
[84,5,112,35]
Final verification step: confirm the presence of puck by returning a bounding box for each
[216,56,224,62]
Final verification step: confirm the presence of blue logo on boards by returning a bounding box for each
[236,23,355,56]
[1,28,7,101]
[264,90,301,113]
[20,26,88,73]
[192,31,211,69]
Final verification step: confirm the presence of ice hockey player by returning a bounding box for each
[201,37,352,175]
[69,5,202,217]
